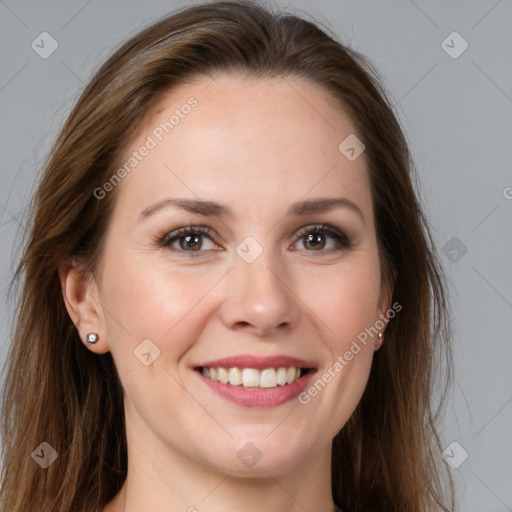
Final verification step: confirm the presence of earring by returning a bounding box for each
[86,333,99,344]
[375,331,383,351]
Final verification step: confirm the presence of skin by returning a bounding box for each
[61,74,393,512]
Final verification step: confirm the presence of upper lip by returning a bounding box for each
[196,354,317,370]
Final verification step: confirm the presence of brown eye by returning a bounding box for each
[294,224,353,254]
[178,234,203,251]
[302,232,327,251]
[158,226,219,257]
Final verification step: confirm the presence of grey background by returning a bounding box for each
[1,0,511,510]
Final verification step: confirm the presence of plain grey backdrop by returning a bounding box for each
[1,0,511,510]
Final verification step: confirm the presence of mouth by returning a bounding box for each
[195,365,313,389]
[193,355,317,408]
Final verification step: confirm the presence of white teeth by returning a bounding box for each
[259,368,277,388]
[242,368,260,387]
[201,366,304,388]
[276,367,288,385]
[218,367,229,384]
[228,367,242,386]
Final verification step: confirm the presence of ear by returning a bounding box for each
[59,261,110,354]
[376,268,398,346]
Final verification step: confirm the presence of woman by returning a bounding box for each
[0,1,455,511]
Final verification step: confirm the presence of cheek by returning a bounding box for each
[99,259,222,436]
[298,256,382,351]
[101,253,227,364]
[293,256,380,428]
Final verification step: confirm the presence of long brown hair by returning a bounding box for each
[0,1,455,510]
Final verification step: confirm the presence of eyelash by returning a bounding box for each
[156,224,353,258]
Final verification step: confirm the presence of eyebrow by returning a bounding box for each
[139,197,365,225]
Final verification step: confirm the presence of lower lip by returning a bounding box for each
[196,369,315,408]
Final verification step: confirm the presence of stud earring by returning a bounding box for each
[375,331,383,351]
[86,333,99,344]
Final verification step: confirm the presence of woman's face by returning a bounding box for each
[87,74,391,477]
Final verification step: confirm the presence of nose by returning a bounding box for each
[219,250,301,338]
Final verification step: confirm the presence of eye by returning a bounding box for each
[157,223,353,258]
[157,226,219,257]
[292,224,353,254]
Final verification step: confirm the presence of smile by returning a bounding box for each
[200,366,310,388]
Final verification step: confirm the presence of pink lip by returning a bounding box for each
[196,369,316,408]
[197,354,316,370]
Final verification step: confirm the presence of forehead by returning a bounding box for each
[112,74,372,223]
